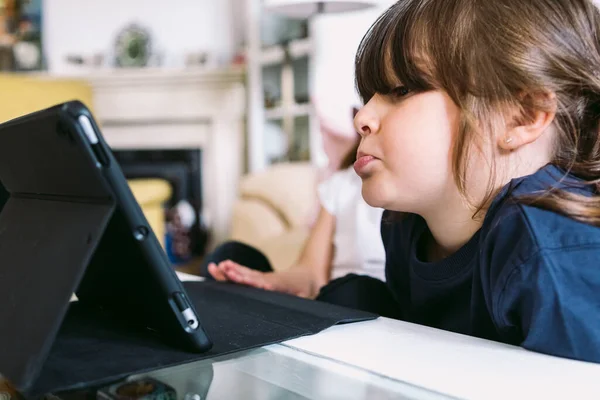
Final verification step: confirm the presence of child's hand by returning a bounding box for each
[208,260,276,291]
[207,260,312,297]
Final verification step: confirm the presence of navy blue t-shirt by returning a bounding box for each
[382,165,600,363]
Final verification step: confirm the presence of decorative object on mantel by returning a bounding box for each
[184,52,208,67]
[65,52,105,68]
[184,51,219,68]
[0,0,44,71]
[114,23,153,68]
[231,49,246,66]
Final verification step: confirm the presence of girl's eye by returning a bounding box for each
[390,86,410,98]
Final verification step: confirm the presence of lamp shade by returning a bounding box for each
[264,0,378,18]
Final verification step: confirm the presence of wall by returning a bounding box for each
[43,0,238,73]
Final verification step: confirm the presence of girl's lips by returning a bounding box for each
[354,155,378,176]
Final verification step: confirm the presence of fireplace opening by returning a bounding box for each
[113,149,208,262]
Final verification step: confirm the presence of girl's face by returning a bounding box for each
[353,89,465,213]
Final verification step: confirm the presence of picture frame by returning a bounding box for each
[0,0,43,71]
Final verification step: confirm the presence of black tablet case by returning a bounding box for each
[31,281,376,396]
[0,106,117,393]
[0,105,377,396]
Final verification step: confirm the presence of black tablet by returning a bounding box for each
[0,100,211,391]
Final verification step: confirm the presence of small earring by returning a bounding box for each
[505,137,513,144]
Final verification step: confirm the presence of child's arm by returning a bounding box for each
[209,205,335,298]
[283,205,336,294]
[493,247,600,363]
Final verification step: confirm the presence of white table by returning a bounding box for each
[174,272,600,400]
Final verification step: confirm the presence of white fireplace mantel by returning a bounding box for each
[77,67,246,249]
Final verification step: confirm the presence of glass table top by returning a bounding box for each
[104,344,456,400]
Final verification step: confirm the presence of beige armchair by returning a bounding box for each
[230,162,318,271]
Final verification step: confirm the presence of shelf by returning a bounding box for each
[260,38,313,66]
[265,103,313,120]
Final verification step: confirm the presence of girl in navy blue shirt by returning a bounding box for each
[353,0,600,363]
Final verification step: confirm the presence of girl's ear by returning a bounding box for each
[499,93,556,151]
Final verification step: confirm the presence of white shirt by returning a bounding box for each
[317,167,386,281]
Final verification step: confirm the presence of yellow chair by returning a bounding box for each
[0,74,171,246]
[0,74,96,122]
[128,179,172,247]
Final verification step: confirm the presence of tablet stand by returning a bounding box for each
[0,194,114,393]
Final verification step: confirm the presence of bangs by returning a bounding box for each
[355,1,437,103]
[355,0,484,104]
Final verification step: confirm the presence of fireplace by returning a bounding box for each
[75,67,246,250]
[114,149,208,259]
[115,149,203,212]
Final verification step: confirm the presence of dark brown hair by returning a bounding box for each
[355,0,600,225]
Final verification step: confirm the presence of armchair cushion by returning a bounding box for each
[238,162,317,228]
[230,162,318,270]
